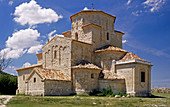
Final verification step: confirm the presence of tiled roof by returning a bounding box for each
[72,60,101,70]
[95,45,127,53]
[120,52,145,61]
[36,69,71,81]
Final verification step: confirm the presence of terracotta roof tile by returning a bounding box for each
[121,52,145,61]
[72,60,101,70]
[36,69,71,81]
[95,45,127,53]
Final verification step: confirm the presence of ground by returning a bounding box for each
[1,92,169,107]
[0,95,13,107]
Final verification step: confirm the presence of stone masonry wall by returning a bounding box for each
[71,12,123,50]
[37,55,43,64]
[42,37,72,76]
[26,71,44,96]
[17,68,34,94]
[116,64,135,95]
[134,64,151,96]
[71,41,93,65]
[94,51,126,68]
[72,69,100,94]
[99,79,125,93]
[44,80,72,95]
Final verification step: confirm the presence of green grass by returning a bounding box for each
[7,92,170,107]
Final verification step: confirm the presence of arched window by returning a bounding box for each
[34,78,36,83]
[75,32,78,40]
[54,50,57,59]
[91,73,94,79]
[141,72,145,82]
[107,32,109,41]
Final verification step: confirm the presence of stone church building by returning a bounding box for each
[16,10,153,97]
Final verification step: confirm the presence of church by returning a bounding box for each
[16,9,153,97]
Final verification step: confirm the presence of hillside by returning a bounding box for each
[0,71,17,95]
[0,71,16,77]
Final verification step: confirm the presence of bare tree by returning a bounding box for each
[0,49,11,71]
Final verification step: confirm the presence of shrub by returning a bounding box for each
[102,88,112,96]
[90,88,128,97]
[89,89,100,96]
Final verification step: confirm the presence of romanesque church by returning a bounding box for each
[16,9,153,97]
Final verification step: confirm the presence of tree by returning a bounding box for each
[0,49,11,71]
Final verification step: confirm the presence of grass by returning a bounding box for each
[7,92,170,107]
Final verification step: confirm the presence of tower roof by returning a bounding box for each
[120,52,146,61]
[72,60,101,70]
[95,45,127,53]
[70,10,116,22]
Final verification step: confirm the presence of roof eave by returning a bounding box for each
[71,67,101,70]
[94,50,127,53]
[116,59,153,66]
[70,10,116,22]
[16,64,42,72]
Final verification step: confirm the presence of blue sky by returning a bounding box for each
[0,0,170,88]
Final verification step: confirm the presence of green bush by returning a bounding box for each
[102,88,112,96]
[90,88,127,97]
[89,89,100,96]
[0,73,17,95]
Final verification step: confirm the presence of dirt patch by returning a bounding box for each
[0,95,13,107]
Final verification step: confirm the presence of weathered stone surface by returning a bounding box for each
[99,79,125,93]
[72,69,100,94]
[115,95,121,98]
[151,87,170,94]
[127,95,131,98]
[44,80,72,95]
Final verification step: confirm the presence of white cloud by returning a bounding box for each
[127,0,132,5]
[7,49,27,59]
[8,1,13,6]
[27,44,43,54]
[22,62,31,68]
[132,11,139,16]
[143,0,166,12]
[48,30,56,40]
[122,40,127,43]
[13,0,63,26]
[3,66,17,75]
[1,48,27,59]
[0,48,10,57]
[83,7,89,10]
[47,30,64,42]
[6,28,40,49]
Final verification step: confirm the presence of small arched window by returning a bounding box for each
[75,32,78,40]
[107,32,109,41]
[91,73,94,79]
[54,50,57,59]
[34,78,36,83]
[141,72,145,82]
